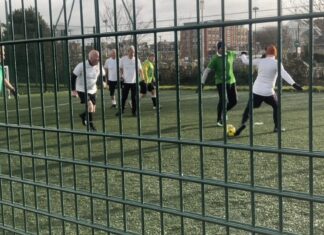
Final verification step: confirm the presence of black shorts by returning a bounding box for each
[108,80,117,96]
[140,81,155,94]
[77,92,96,105]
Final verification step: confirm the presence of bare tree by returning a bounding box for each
[256,26,293,58]
[285,0,324,33]
[101,0,151,53]
[286,0,324,12]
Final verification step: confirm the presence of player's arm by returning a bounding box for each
[119,58,124,81]
[281,64,303,91]
[4,79,17,98]
[201,67,211,85]
[104,68,109,83]
[240,53,260,67]
[195,67,211,93]
[139,67,144,82]
[142,63,148,83]
[137,59,144,82]
[71,73,77,91]
[240,53,249,65]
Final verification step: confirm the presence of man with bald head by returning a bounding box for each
[71,49,104,131]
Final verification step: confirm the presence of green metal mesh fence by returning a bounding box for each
[1,0,324,234]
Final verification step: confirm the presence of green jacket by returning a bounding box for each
[207,51,237,85]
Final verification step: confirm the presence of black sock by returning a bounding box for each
[152,97,157,106]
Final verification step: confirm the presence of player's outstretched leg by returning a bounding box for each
[234,124,246,136]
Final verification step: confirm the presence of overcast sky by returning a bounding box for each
[0,0,310,36]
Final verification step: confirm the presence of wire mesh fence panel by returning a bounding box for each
[0,0,324,234]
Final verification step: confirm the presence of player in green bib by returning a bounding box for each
[140,52,157,109]
[200,41,238,126]
[0,47,17,98]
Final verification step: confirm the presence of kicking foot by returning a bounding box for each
[234,124,246,136]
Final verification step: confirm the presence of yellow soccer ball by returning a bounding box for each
[227,124,236,137]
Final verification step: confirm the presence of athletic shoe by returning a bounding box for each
[132,111,137,117]
[216,120,223,127]
[89,124,97,132]
[79,113,87,126]
[111,104,117,109]
[115,111,124,116]
[273,127,286,133]
[234,124,246,136]
[153,105,162,110]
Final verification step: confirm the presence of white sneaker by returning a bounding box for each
[217,121,223,127]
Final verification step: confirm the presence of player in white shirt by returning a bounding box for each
[116,46,144,116]
[71,49,103,131]
[235,45,303,136]
[104,49,119,108]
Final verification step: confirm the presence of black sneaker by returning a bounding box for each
[273,127,286,133]
[111,104,117,109]
[115,110,124,116]
[89,124,97,132]
[79,113,87,126]
[234,124,246,136]
[132,111,137,117]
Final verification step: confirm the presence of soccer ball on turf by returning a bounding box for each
[227,124,236,137]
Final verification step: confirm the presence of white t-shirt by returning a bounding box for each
[119,55,142,84]
[104,57,118,81]
[241,55,295,96]
[73,60,104,94]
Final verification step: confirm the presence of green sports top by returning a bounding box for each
[142,59,155,83]
[207,51,237,85]
[0,66,3,93]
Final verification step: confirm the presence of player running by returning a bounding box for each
[71,50,104,131]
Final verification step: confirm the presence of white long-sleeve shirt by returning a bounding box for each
[240,55,295,96]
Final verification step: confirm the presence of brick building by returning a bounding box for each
[180,21,248,62]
